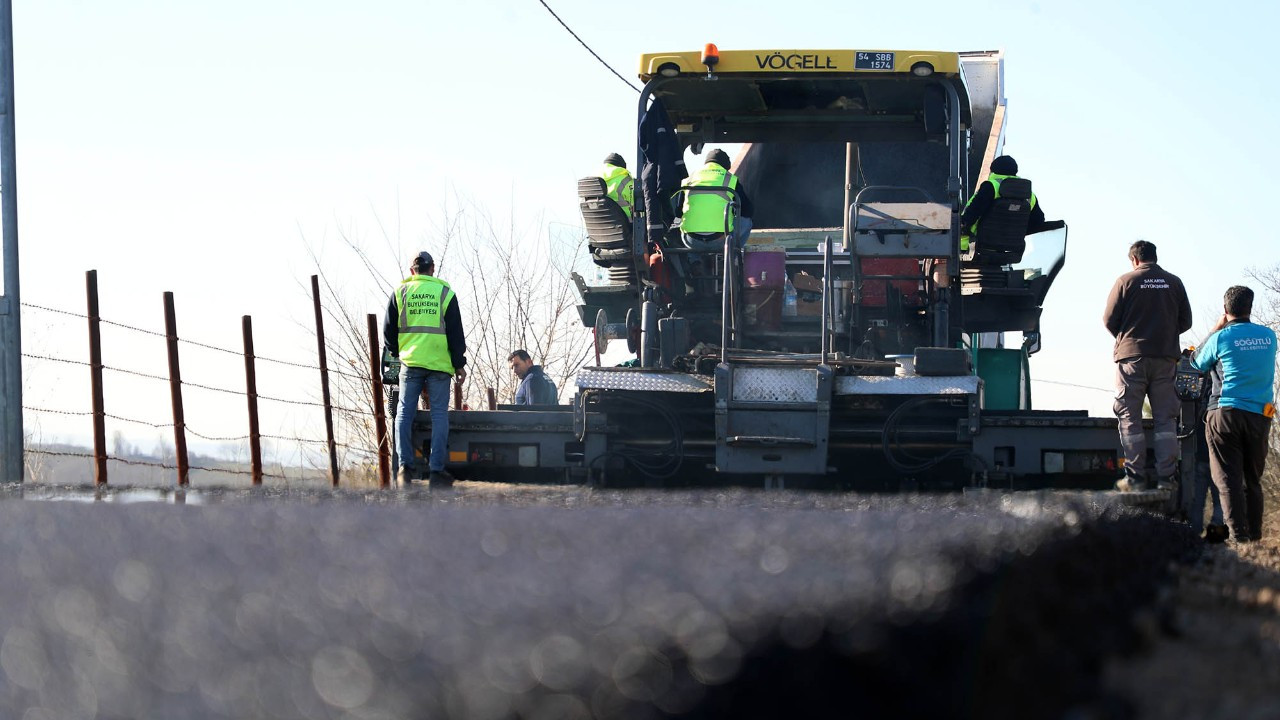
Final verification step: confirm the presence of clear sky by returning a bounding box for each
[10,0,1280,452]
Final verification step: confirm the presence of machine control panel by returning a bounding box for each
[1174,351,1206,401]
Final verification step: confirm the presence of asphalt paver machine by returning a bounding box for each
[419,47,1200,498]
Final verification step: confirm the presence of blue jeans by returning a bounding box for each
[681,216,753,255]
[396,366,451,473]
[1189,459,1224,533]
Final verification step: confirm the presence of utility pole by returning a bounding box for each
[0,0,22,483]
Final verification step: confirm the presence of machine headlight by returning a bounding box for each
[911,62,934,77]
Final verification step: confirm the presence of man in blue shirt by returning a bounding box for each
[1191,286,1277,543]
[508,349,558,406]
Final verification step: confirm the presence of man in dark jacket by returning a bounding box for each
[508,349,558,405]
[959,155,1045,255]
[1103,240,1193,491]
[639,98,688,248]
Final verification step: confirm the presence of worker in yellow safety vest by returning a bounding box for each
[383,251,467,487]
[960,155,1044,253]
[601,153,634,220]
[674,148,754,253]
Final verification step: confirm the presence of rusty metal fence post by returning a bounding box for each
[86,270,107,485]
[365,314,390,487]
[162,291,189,486]
[311,275,339,486]
[242,315,263,485]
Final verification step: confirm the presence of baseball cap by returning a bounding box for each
[411,251,434,269]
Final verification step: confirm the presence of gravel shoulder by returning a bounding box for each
[1106,527,1280,719]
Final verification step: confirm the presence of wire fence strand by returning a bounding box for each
[23,448,383,481]
[21,299,388,483]
[21,301,368,381]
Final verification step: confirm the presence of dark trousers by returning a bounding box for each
[1205,407,1272,541]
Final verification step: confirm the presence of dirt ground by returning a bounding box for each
[1106,511,1280,719]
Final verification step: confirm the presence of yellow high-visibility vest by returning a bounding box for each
[602,163,634,219]
[394,275,455,373]
[680,163,739,233]
[960,173,1038,252]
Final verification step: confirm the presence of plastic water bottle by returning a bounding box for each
[783,274,797,317]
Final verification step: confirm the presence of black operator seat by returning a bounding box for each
[577,176,632,269]
[971,176,1034,266]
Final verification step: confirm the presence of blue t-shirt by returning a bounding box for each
[1191,320,1277,415]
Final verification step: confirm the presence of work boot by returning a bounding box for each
[1203,524,1229,544]
[1114,475,1151,492]
[1224,536,1253,553]
[1155,474,1177,492]
[428,470,455,489]
[396,466,415,485]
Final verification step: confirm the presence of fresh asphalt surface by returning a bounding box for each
[0,484,1195,720]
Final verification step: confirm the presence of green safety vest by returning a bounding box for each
[961,173,1038,252]
[679,163,739,233]
[602,163,634,219]
[394,275,455,374]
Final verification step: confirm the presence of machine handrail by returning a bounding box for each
[847,185,938,244]
[821,235,833,364]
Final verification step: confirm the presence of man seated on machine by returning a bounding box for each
[671,148,754,296]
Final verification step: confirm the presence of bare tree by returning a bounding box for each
[300,192,592,465]
[447,197,593,408]
[112,430,135,459]
[22,420,48,483]
[1244,264,1280,521]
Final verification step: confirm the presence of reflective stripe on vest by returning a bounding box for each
[680,163,739,233]
[395,275,455,373]
[602,164,634,219]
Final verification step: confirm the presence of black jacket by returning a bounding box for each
[960,177,1045,232]
[638,98,687,245]
[383,281,466,371]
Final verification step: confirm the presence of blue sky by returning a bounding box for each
[11,0,1280,449]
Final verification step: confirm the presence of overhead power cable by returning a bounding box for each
[1031,378,1113,394]
[533,0,640,93]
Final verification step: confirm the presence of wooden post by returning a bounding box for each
[486,387,496,411]
[162,291,189,486]
[366,314,390,487]
[311,275,339,486]
[242,315,263,485]
[86,270,107,485]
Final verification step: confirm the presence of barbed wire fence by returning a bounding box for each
[19,270,394,488]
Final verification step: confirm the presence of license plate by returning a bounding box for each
[855,51,895,70]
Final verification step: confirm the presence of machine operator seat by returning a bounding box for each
[676,186,740,253]
[673,186,744,299]
[578,177,634,280]
[970,176,1034,266]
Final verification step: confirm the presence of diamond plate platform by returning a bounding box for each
[835,374,981,396]
[576,367,713,393]
[730,367,819,403]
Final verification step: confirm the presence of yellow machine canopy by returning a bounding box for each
[638,48,971,144]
